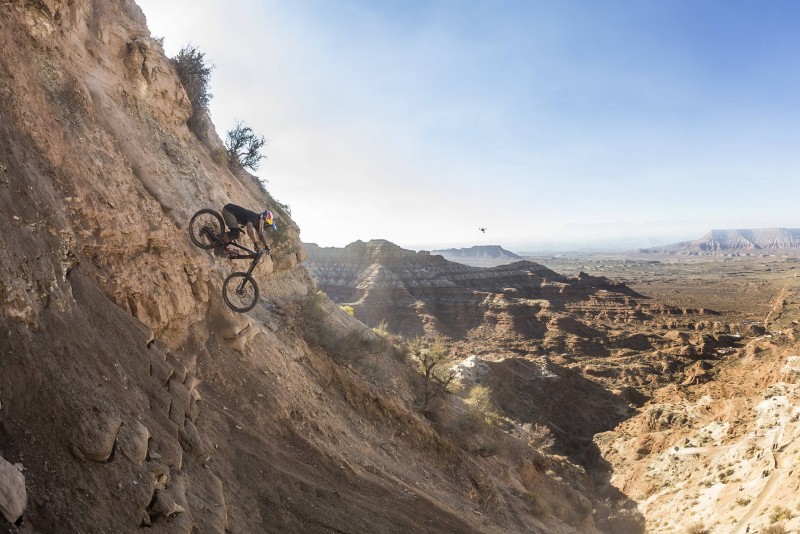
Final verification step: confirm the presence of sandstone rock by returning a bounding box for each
[227,323,262,352]
[178,419,208,462]
[148,490,184,518]
[74,408,122,462]
[183,373,201,392]
[167,378,191,425]
[742,323,767,337]
[117,421,150,465]
[0,456,26,524]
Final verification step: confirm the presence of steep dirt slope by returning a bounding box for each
[0,2,611,533]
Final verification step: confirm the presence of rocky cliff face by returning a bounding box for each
[0,3,613,533]
[304,240,720,353]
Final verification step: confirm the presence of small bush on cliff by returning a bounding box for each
[225,121,266,171]
[685,523,708,534]
[408,339,456,414]
[465,385,502,426]
[172,45,213,135]
[770,507,794,523]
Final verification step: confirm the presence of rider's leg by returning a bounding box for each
[222,207,239,232]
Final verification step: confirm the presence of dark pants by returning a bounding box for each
[222,207,239,230]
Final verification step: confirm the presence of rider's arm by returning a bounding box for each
[258,225,269,251]
[256,219,269,250]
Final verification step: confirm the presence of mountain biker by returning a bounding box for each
[218,203,276,255]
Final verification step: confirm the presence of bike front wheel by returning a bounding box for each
[189,209,225,249]
[223,272,259,313]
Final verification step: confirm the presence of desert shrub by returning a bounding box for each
[373,320,390,337]
[172,45,213,134]
[465,385,501,425]
[518,423,555,452]
[225,121,266,170]
[340,305,355,316]
[408,339,457,414]
[770,506,793,523]
[685,523,708,534]
[273,199,292,216]
[763,525,787,534]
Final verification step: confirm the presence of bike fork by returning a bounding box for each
[239,256,261,292]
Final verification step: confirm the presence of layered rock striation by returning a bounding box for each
[304,239,712,350]
[641,228,800,255]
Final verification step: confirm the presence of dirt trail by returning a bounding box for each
[764,277,791,328]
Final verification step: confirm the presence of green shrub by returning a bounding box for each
[340,305,355,316]
[372,320,390,337]
[172,45,213,134]
[465,385,501,425]
[225,121,266,170]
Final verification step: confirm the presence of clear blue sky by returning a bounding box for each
[137,0,800,251]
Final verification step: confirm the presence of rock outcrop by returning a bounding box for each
[304,240,729,358]
[0,457,26,525]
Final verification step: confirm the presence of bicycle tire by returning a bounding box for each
[189,209,225,250]
[223,272,259,313]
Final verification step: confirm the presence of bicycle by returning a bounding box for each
[189,208,267,313]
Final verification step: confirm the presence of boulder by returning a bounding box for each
[73,407,122,462]
[117,421,151,465]
[0,456,26,524]
[149,490,185,518]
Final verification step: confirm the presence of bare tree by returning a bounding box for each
[225,121,266,170]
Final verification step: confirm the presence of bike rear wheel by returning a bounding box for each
[189,209,225,249]
[223,272,259,312]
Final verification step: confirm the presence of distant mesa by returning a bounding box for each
[432,245,523,267]
[640,228,800,255]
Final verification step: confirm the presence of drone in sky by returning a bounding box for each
[478,227,487,233]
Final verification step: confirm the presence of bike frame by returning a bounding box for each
[201,227,263,289]
[225,240,263,281]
